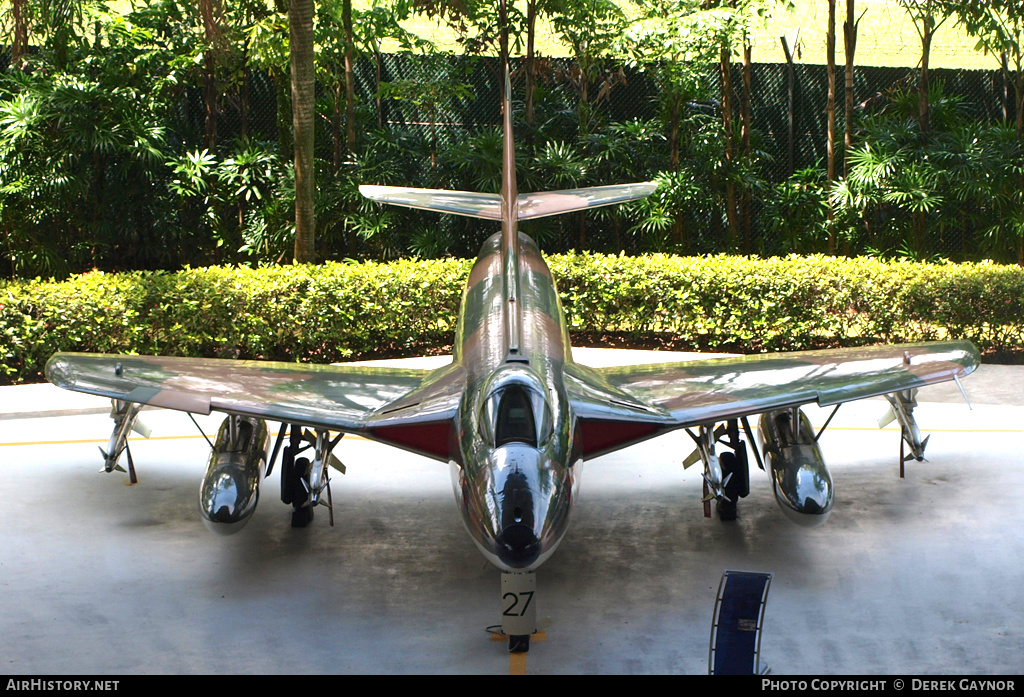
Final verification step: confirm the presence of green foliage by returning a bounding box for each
[0,65,171,277]
[1,259,471,383]
[832,83,1024,261]
[3,255,1021,384]
[0,0,1020,272]
[626,106,759,255]
[550,253,1024,357]
[762,167,830,254]
[167,141,288,262]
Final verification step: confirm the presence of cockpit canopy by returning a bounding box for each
[478,365,553,447]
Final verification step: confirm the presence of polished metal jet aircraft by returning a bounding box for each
[45,64,978,650]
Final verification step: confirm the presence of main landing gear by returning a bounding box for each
[684,419,752,521]
[273,423,345,527]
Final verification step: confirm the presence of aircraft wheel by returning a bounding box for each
[280,446,295,505]
[508,634,530,653]
[718,451,740,521]
[291,504,315,528]
[287,456,315,528]
[716,497,737,521]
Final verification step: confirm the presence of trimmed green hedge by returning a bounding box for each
[550,254,1024,356]
[4,254,1022,384]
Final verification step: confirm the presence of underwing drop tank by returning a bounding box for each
[199,416,270,535]
[758,408,833,527]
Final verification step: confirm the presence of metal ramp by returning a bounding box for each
[708,571,772,675]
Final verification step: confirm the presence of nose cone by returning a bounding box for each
[456,442,575,572]
[496,470,541,568]
[496,523,542,567]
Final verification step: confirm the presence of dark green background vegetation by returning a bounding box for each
[1,0,1023,275]
[2,1,1023,379]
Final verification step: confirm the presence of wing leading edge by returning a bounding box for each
[566,341,980,459]
[44,352,464,461]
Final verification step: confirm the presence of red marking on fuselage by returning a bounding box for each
[369,421,454,461]
[576,419,662,459]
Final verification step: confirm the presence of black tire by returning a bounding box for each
[508,634,530,653]
[291,504,315,528]
[280,446,295,505]
[723,442,751,500]
[718,451,740,521]
[287,456,315,528]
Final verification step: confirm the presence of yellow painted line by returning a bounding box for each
[0,434,208,447]
[0,434,373,447]
[509,652,527,675]
[1,426,1019,448]
[826,427,1024,433]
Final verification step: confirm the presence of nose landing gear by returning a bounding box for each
[493,570,539,656]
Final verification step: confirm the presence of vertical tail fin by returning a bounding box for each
[500,61,518,241]
[359,62,655,221]
[359,6,655,227]
[500,61,522,357]
[357,18,656,361]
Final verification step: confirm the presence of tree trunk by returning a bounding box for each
[241,62,251,139]
[203,56,219,150]
[1015,72,1023,141]
[333,84,343,171]
[12,0,27,69]
[579,71,591,137]
[919,12,933,135]
[272,0,292,158]
[343,0,356,154]
[741,43,752,254]
[914,9,934,257]
[669,94,681,171]
[826,0,837,253]
[781,35,796,177]
[525,0,537,132]
[842,0,857,256]
[669,93,686,250]
[200,0,223,151]
[275,67,293,160]
[1015,71,1023,266]
[843,0,857,177]
[721,45,738,249]
[291,0,316,264]
[376,46,384,129]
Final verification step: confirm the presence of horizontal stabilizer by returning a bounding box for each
[360,181,657,221]
[359,185,502,220]
[517,182,658,220]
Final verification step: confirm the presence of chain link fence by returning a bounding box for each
[183,51,1012,187]
[1,43,1018,261]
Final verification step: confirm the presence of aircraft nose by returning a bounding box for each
[496,467,540,568]
[496,523,541,567]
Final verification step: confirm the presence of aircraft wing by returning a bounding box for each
[566,341,980,459]
[44,352,464,460]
